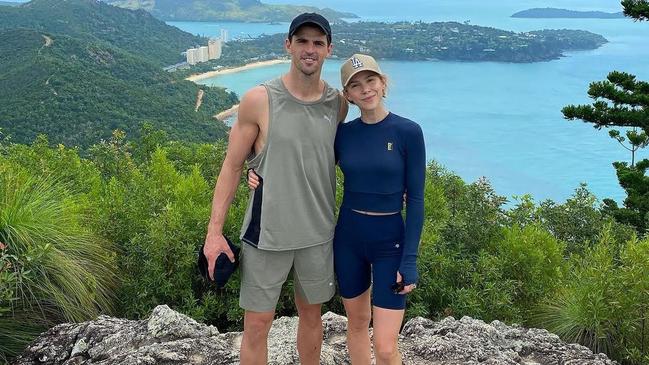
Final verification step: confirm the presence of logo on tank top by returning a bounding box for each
[350,57,364,69]
[387,142,393,151]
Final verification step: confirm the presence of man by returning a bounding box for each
[203,13,348,365]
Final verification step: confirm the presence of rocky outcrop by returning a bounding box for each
[14,305,616,365]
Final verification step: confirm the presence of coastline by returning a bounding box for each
[214,104,239,122]
[186,59,289,82]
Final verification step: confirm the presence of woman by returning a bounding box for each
[249,54,426,365]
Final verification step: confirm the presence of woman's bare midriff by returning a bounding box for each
[351,209,400,216]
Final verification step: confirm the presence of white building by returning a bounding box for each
[186,48,199,65]
[186,34,226,66]
[208,38,222,60]
[220,29,228,43]
[198,46,209,62]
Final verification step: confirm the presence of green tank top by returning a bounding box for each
[240,77,340,251]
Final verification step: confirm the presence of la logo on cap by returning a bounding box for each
[351,57,364,69]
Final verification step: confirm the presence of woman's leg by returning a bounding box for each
[371,306,405,365]
[366,213,406,365]
[334,208,373,364]
[342,288,372,365]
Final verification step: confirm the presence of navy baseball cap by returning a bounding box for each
[288,12,332,43]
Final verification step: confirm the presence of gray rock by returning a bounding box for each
[13,305,617,365]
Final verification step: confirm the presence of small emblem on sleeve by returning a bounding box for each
[387,142,393,151]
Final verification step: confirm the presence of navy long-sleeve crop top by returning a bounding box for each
[334,112,426,284]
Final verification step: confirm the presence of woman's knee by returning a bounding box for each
[347,310,371,333]
[343,289,372,333]
[373,340,399,362]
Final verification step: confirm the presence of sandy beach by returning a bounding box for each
[214,104,239,122]
[186,59,289,82]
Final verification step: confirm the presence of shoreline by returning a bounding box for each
[186,59,289,82]
[214,104,239,122]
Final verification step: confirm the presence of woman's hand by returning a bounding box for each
[395,271,416,295]
[247,168,260,189]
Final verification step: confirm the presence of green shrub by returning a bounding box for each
[494,225,565,313]
[533,227,633,361]
[0,166,117,360]
[509,185,636,255]
[617,236,649,363]
[2,131,646,365]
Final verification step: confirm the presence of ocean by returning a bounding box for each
[168,0,649,204]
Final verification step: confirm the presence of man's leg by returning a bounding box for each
[342,288,372,365]
[239,244,292,364]
[292,242,336,365]
[240,310,275,365]
[294,292,324,365]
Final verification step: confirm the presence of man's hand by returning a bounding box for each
[247,169,260,189]
[203,233,235,281]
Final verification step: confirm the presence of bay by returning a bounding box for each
[170,1,649,203]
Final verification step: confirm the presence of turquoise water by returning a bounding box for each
[171,1,649,203]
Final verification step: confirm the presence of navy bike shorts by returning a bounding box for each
[333,207,406,310]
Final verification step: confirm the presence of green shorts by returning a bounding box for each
[239,241,335,312]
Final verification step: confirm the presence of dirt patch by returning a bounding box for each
[42,35,53,47]
[195,89,205,112]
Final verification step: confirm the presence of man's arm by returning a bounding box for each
[204,86,266,281]
[337,92,349,123]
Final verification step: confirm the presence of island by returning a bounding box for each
[103,0,358,22]
[512,8,625,19]
[186,21,608,70]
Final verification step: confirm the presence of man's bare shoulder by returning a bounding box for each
[238,86,268,125]
[240,86,268,109]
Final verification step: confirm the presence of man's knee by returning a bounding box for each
[296,301,322,327]
[243,311,274,340]
[298,307,322,326]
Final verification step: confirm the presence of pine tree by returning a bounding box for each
[562,3,649,233]
[622,0,649,21]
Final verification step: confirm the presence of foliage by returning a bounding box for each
[408,165,566,324]
[0,162,117,360]
[88,130,250,330]
[103,0,356,23]
[508,186,635,254]
[562,72,649,132]
[617,236,649,363]
[622,0,649,21]
[334,22,607,62]
[206,22,608,67]
[511,8,625,19]
[562,57,649,236]
[0,133,646,365]
[492,225,565,313]
[534,228,649,363]
[0,28,236,148]
[0,0,203,66]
